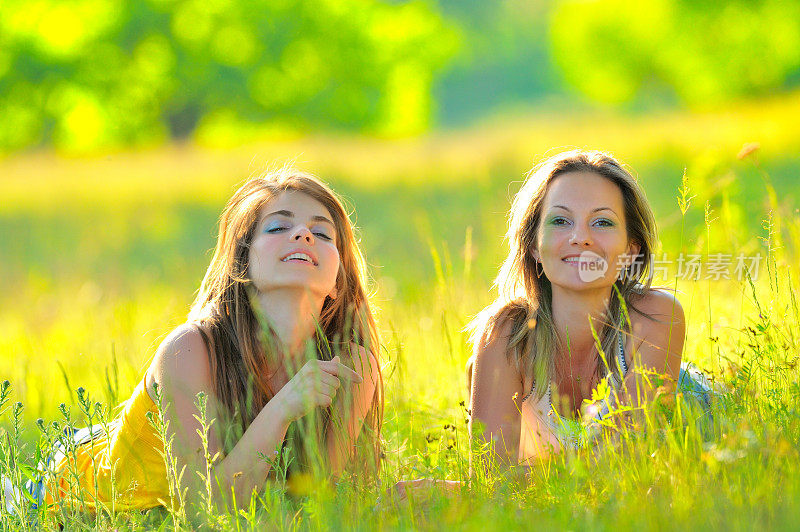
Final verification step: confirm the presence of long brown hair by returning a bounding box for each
[470,150,657,398]
[188,166,382,469]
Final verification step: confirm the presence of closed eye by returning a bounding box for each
[264,223,289,233]
[309,223,334,241]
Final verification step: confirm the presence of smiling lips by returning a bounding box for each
[281,250,318,266]
[561,254,604,266]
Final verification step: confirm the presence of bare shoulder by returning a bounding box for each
[475,314,514,360]
[344,343,380,377]
[629,289,685,377]
[469,312,518,382]
[147,323,212,398]
[631,288,685,326]
[468,308,524,437]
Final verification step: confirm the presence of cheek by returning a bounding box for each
[324,247,341,283]
[537,227,562,255]
[606,239,632,270]
[247,237,276,277]
[611,236,631,256]
[247,245,264,280]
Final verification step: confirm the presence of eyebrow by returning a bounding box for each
[263,209,335,226]
[551,205,618,216]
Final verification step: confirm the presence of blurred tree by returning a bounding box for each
[434,0,562,126]
[0,0,458,153]
[550,0,800,107]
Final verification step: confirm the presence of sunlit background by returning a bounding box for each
[3,1,800,149]
[1,0,799,419]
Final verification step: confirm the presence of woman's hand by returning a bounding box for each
[274,355,362,423]
[383,479,463,509]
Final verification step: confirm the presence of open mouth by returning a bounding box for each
[281,252,318,266]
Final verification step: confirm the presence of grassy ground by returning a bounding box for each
[1,93,799,529]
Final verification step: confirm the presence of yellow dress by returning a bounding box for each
[46,376,168,511]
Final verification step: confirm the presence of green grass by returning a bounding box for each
[1,95,799,529]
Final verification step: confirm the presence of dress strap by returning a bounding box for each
[520,380,537,404]
[521,332,627,404]
[617,332,628,375]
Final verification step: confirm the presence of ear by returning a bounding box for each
[530,247,540,262]
[625,241,642,266]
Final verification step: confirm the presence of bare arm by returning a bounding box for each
[468,321,525,467]
[148,325,290,512]
[325,346,380,476]
[148,324,359,512]
[621,289,686,405]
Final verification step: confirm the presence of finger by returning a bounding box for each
[315,378,339,398]
[317,372,341,389]
[392,483,407,501]
[315,380,339,398]
[316,390,334,407]
[334,363,363,384]
[319,359,363,384]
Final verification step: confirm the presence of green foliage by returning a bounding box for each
[433,0,560,125]
[1,215,800,529]
[551,0,800,106]
[0,0,458,153]
[0,101,799,527]
[5,0,800,153]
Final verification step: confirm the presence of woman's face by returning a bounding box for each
[533,171,639,291]
[248,190,340,300]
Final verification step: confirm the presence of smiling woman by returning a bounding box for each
[466,149,686,464]
[29,168,383,516]
[249,192,341,297]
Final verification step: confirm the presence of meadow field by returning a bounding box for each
[1,93,800,529]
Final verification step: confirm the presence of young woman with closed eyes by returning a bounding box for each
[36,169,383,514]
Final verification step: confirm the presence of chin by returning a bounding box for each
[257,275,330,294]
[549,275,611,292]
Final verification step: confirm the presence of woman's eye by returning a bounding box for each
[550,217,570,226]
[264,224,288,233]
[594,219,614,227]
[313,231,333,241]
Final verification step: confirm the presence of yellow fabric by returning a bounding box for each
[47,377,168,511]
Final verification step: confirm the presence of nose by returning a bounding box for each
[292,225,314,244]
[569,224,592,246]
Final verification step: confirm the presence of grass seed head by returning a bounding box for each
[737,142,760,160]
